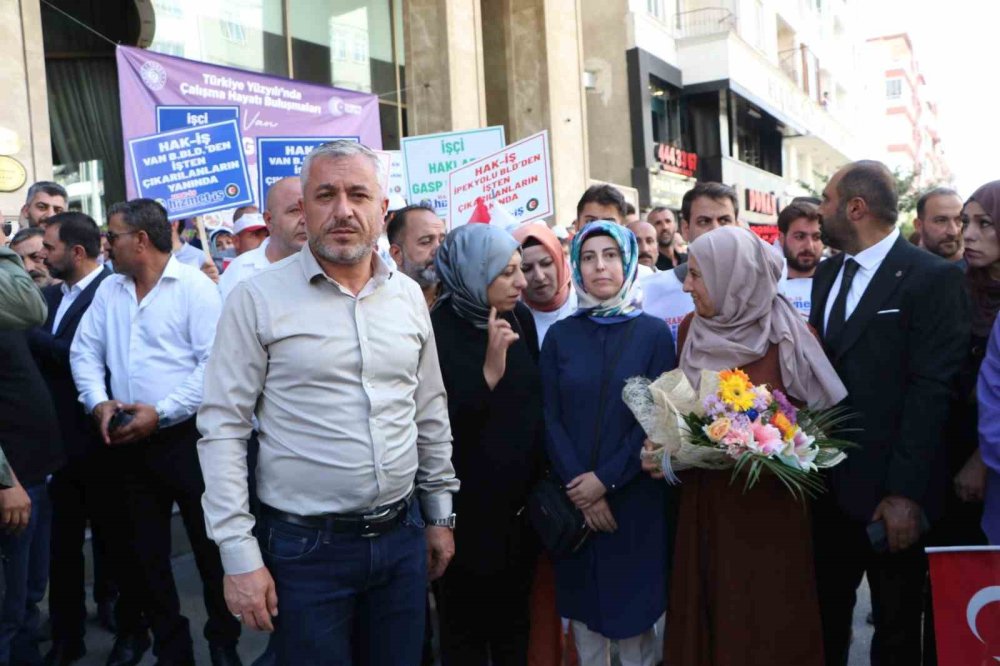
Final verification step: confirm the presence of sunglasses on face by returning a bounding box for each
[105,229,140,244]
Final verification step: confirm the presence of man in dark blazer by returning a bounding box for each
[27,212,145,666]
[809,161,970,666]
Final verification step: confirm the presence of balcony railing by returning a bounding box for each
[674,7,737,38]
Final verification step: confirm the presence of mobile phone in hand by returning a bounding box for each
[866,511,931,553]
[108,408,134,433]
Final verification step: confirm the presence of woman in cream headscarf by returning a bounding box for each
[647,225,847,666]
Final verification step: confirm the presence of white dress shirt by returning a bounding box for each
[639,266,694,350]
[52,265,104,333]
[822,228,899,332]
[70,256,222,426]
[218,238,271,301]
[528,290,578,348]
[173,241,205,267]
[197,249,457,574]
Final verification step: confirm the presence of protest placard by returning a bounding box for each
[156,105,240,132]
[375,150,407,200]
[128,119,254,220]
[401,126,505,217]
[447,130,553,228]
[257,136,359,205]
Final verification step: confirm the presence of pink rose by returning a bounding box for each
[750,422,784,456]
[703,417,732,442]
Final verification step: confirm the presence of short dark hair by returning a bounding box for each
[24,180,67,205]
[836,160,898,226]
[46,211,101,258]
[681,182,739,222]
[916,187,960,220]
[10,226,44,248]
[625,202,636,216]
[386,204,436,246]
[648,206,671,218]
[576,185,628,222]
[120,199,172,253]
[790,195,821,207]
[777,201,820,234]
[106,201,128,222]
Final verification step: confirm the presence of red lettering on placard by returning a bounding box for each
[654,143,699,178]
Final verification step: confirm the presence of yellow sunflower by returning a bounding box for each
[718,369,755,411]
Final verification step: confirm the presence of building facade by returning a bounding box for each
[864,33,951,188]
[1,0,871,229]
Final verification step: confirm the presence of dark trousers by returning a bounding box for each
[118,418,239,662]
[48,451,137,643]
[260,500,428,665]
[813,500,927,666]
[434,558,535,666]
[0,483,51,666]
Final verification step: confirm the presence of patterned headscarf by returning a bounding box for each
[569,220,640,319]
[433,223,520,329]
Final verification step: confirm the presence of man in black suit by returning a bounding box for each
[27,213,145,666]
[809,161,970,666]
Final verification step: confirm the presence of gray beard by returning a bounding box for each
[401,255,439,288]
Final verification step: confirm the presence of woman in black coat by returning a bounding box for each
[430,223,542,666]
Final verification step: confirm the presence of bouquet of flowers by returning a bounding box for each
[624,368,853,500]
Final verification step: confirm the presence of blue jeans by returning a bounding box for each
[0,483,52,666]
[259,499,428,666]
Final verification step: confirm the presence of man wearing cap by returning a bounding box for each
[232,213,269,257]
[218,178,305,302]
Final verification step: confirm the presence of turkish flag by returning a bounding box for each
[927,546,1000,665]
[467,197,491,224]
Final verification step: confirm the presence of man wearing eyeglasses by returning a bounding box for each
[70,199,241,666]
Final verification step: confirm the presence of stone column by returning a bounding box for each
[404,0,487,135]
[487,0,589,226]
[0,0,52,215]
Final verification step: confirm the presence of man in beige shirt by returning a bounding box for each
[197,141,458,665]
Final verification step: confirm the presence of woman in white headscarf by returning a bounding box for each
[645,225,846,666]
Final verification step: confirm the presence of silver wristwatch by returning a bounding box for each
[427,513,456,529]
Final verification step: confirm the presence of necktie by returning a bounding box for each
[825,258,860,342]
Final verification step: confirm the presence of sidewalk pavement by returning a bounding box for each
[47,551,874,665]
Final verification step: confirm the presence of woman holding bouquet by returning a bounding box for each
[431,223,542,665]
[540,221,676,666]
[649,225,847,665]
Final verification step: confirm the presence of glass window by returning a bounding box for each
[289,0,395,98]
[148,0,287,77]
[650,78,681,145]
[886,78,902,100]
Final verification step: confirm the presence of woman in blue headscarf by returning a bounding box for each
[431,222,543,666]
[540,221,677,666]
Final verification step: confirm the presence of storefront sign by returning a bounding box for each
[447,131,553,228]
[401,126,506,217]
[745,188,780,216]
[116,45,380,207]
[654,143,698,178]
[374,150,407,200]
[749,223,780,244]
[0,156,26,192]
[156,105,240,132]
[648,169,696,209]
[257,136,358,205]
[128,119,254,220]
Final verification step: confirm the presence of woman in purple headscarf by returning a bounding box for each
[962,181,1000,543]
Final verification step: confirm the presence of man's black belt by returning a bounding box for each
[259,496,410,538]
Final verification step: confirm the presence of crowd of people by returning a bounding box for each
[0,140,998,666]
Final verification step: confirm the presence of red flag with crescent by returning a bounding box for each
[927,546,1000,664]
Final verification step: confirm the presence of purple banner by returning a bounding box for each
[116,46,381,224]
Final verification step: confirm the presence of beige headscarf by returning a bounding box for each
[680,226,847,409]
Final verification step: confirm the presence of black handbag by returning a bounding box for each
[527,320,637,559]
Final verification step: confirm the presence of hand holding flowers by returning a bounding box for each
[626,368,854,501]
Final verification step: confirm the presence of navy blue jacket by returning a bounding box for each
[27,266,112,462]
